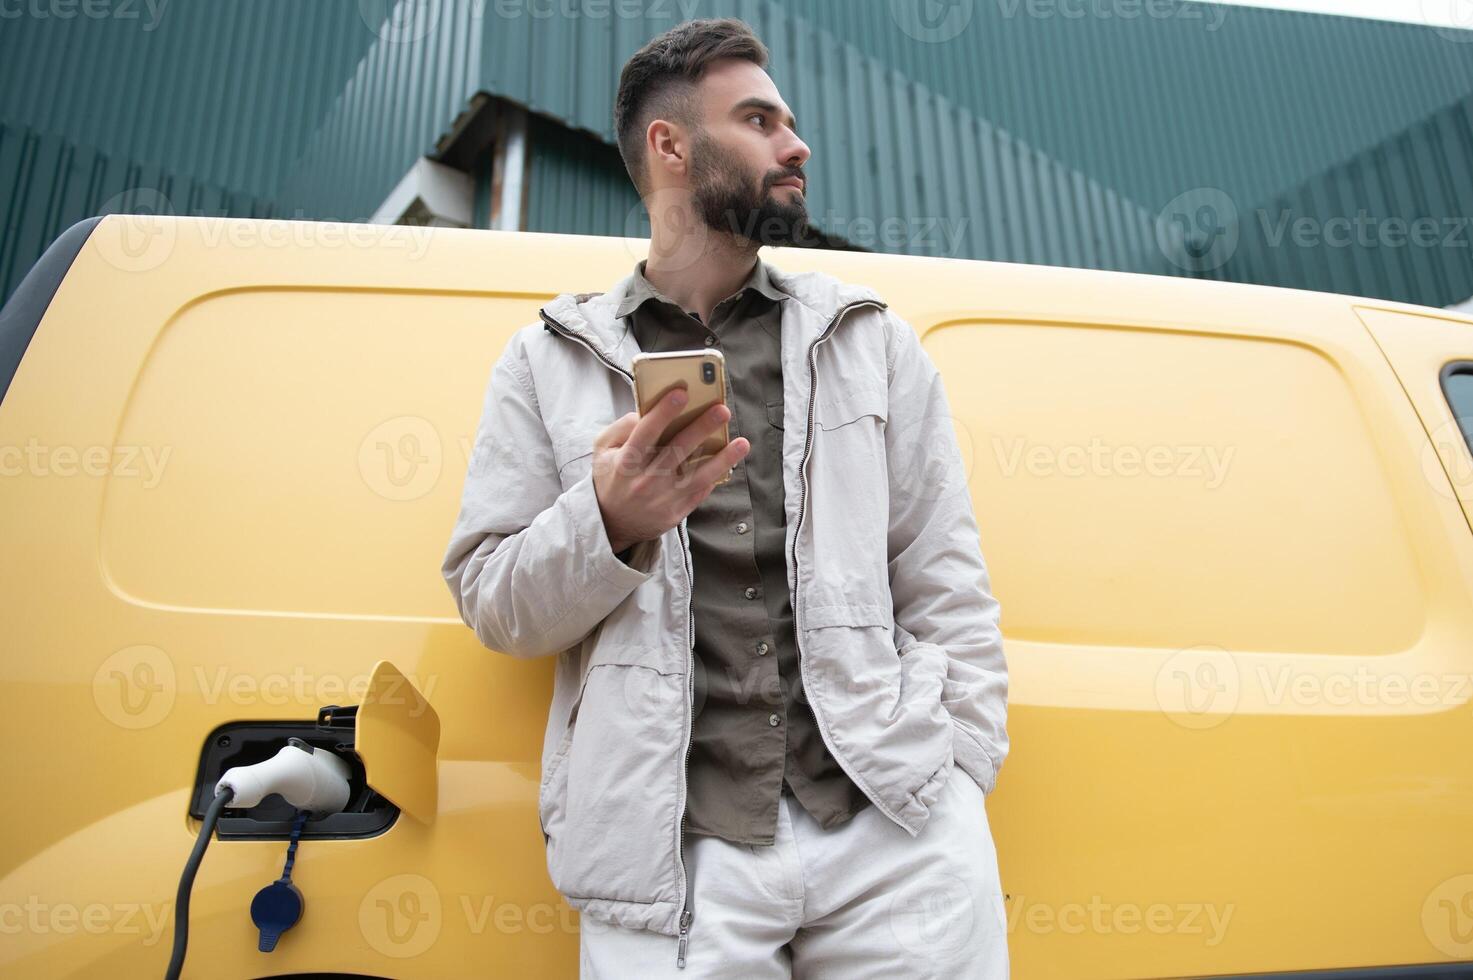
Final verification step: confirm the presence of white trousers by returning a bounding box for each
[579,760,1009,978]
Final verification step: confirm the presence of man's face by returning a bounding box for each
[686,59,812,247]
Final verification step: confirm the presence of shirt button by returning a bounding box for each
[768,713,781,726]
[744,586,759,600]
[756,641,769,656]
[704,334,717,346]
[735,521,749,534]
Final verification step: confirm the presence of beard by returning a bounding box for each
[688,130,811,247]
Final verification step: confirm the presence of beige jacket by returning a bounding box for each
[441,261,1008,964]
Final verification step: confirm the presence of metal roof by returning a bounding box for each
[2,0,1471,309]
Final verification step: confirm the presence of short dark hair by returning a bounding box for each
[614,18,769,198]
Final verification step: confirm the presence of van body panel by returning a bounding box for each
[1,217,1469,976]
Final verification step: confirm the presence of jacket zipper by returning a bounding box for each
[539,310,698,967]
[676,516,694,969]
[788,299,910,833]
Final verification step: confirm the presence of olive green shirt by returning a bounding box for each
[616,257,872,845]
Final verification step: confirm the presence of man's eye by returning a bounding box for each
[749,113,765,126]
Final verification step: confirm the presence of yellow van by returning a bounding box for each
[2,214,1471,978]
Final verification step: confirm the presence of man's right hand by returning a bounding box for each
[593,387,751,554]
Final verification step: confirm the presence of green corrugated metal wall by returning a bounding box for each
[0,0,375,302]
[2,0,1471,310]
[782,0,1473,213]
[0,1,376,200]
[1214,93,1473,305]
[0,121,275,305]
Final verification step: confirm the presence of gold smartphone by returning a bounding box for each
[631,348,732,484]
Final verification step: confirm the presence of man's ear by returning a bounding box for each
[648,119,689,179]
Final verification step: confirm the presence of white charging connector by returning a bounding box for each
[215,738,352,814]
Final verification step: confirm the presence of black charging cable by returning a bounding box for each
[164,785,234,980]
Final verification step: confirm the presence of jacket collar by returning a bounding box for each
[613,256,788,320]
[539,254,886,375]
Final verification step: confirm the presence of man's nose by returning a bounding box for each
[784,134,811,170]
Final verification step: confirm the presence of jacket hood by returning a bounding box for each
[539,259,887,373]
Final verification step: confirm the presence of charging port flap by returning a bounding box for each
[355,660,441,825]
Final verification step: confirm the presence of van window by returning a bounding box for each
[1440,362,1473,455]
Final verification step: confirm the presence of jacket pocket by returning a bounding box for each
[797,603,953,825]
[815,380,887,431]
[543,644,685,905]
[554,448,594,491]
[551,420,610,491]
[538,723,575,845]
